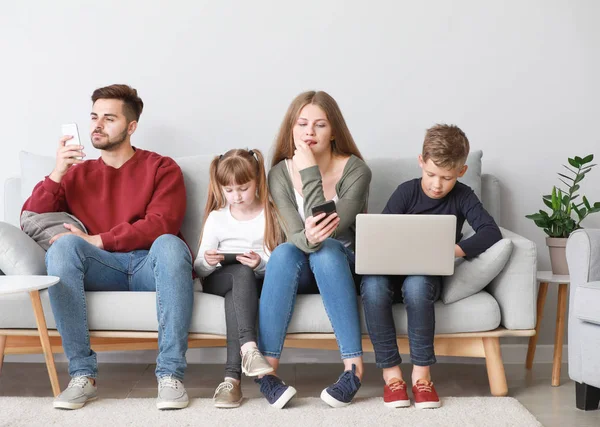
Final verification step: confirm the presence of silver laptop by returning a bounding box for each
[355,214,457,275]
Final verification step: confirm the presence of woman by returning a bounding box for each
[255,90,371,409]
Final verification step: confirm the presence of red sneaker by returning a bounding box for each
[383,378,410,408]
[412,379,441,409]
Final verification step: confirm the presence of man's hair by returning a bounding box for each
[422,124,470,169]
[91,84,144,123]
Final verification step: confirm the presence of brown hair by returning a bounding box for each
[200,149,283,253]
[271,91,364,166]
[91,84,144,123]
[422,124,470,169]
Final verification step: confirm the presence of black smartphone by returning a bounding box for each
[218,252,244,265]
[311,200,337,225]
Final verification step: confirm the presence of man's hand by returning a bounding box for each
[49,223,103,248]
[204,249,224,266]
[305,212,340,245]
[49,137,85,183]
[455,244,466,258]
[237,251,261,269]
[292,139,317,171]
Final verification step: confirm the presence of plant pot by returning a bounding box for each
[546,237,569,275]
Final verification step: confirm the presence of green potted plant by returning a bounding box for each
[526,154,600,275]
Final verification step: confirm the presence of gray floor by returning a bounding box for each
[1,361,599,426]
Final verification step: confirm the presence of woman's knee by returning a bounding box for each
[309,238,346,265]
[268,242,305,265]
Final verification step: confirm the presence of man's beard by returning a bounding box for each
[91,128,128,151]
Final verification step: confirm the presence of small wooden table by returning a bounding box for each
[525,271,570,386]
[0,275,61,396]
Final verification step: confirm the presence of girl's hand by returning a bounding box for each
[237,251,261,269]
[305,212,340,245]
[292,139,317,171]
[204,249,224,266]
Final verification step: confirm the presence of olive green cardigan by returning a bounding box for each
[268,155,372,253]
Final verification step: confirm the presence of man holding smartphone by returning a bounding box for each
[22,84,193,410]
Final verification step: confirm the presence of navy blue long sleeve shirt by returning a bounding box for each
[382,179,502,258]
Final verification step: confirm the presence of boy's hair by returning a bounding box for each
[200,148,283,253]
[271,90,364,167]
[91,84,144,123]
[422,124,470,169]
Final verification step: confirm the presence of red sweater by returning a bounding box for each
[22,148,187,253]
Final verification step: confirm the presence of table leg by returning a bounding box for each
[29,290,61,397]
[0,335,6,375]
[552,283,568,386]
[526,281,548,369]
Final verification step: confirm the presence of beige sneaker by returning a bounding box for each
[213,378,243,408]
[241,347,274,377]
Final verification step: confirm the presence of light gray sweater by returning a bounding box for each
[268,155,372,253]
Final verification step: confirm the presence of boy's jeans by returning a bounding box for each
[360,275,441,367]
[258,239,363,359]
[45,234,194,381]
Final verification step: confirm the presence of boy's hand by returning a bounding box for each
[305,212,340,245]
[204,249,224,266]
[455,244,466,258]
[49,224,103,248]
[237,251,261,269]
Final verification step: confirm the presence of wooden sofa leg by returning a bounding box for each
[0,335,6,375]
[576,382,600,411]
[483,337,508,396]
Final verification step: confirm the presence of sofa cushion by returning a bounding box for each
[0,221,47,275]
[0,290,501,334]
[441,238,513,304]
[367,150,482,214]
[20,211,87,251]
[574,281,600,326]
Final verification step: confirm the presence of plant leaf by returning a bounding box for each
[582,154,594,163]
[568,158,579,168]
[562,164,578,175]
[557,173,574,182]
[583,196,591,209]
[574,156,583,164]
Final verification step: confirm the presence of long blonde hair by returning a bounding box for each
[200,148,283,252]
[271,90,364,167]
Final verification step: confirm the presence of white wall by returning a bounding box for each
[2,0,599,348]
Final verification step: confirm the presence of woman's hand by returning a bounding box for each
[204,249,224,266]
[292,139,317,171]
[237,251,261,269]
[305,212,340,245]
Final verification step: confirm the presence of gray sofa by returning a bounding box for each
[0,150,537,396]
[566,229,600,410]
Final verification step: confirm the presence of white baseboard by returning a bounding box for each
[4,344,567,365]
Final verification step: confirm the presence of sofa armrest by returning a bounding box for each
[0,221,47,275]
[566,229,600,293]
[485,227,537,330]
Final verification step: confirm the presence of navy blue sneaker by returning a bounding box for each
[320,364,361,407]
[255,375,297,409]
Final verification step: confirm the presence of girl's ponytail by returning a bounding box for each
[198,155,226,248]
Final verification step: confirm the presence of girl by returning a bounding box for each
[255,91,372,409]
[194,148,282,408]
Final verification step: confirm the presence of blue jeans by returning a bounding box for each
[46,234,194,380]
[258,239,362,359]
[360,275,441,367]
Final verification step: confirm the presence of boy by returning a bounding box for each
[360,124,501,409]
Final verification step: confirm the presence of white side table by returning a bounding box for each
[525,271,570,386]
[0,275,61,396]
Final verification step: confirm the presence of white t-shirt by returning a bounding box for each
[194,206,269,278]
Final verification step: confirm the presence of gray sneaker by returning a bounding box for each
[241,347,274,377]
[213,378,243,408]
[157,376,189,410]
[53,376,98,410]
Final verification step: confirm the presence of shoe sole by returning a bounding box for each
[320,389,351,408]
[242,365,275,377]
[384,399,411,408]
[271,386,297,409]
[415,401,441,409]
[53,396,97,410]
[214,399,243,409]
[156,400,189,410]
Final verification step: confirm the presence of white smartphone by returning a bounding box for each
[61,123,82,159]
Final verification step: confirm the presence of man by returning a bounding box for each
[23,84,194,410]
